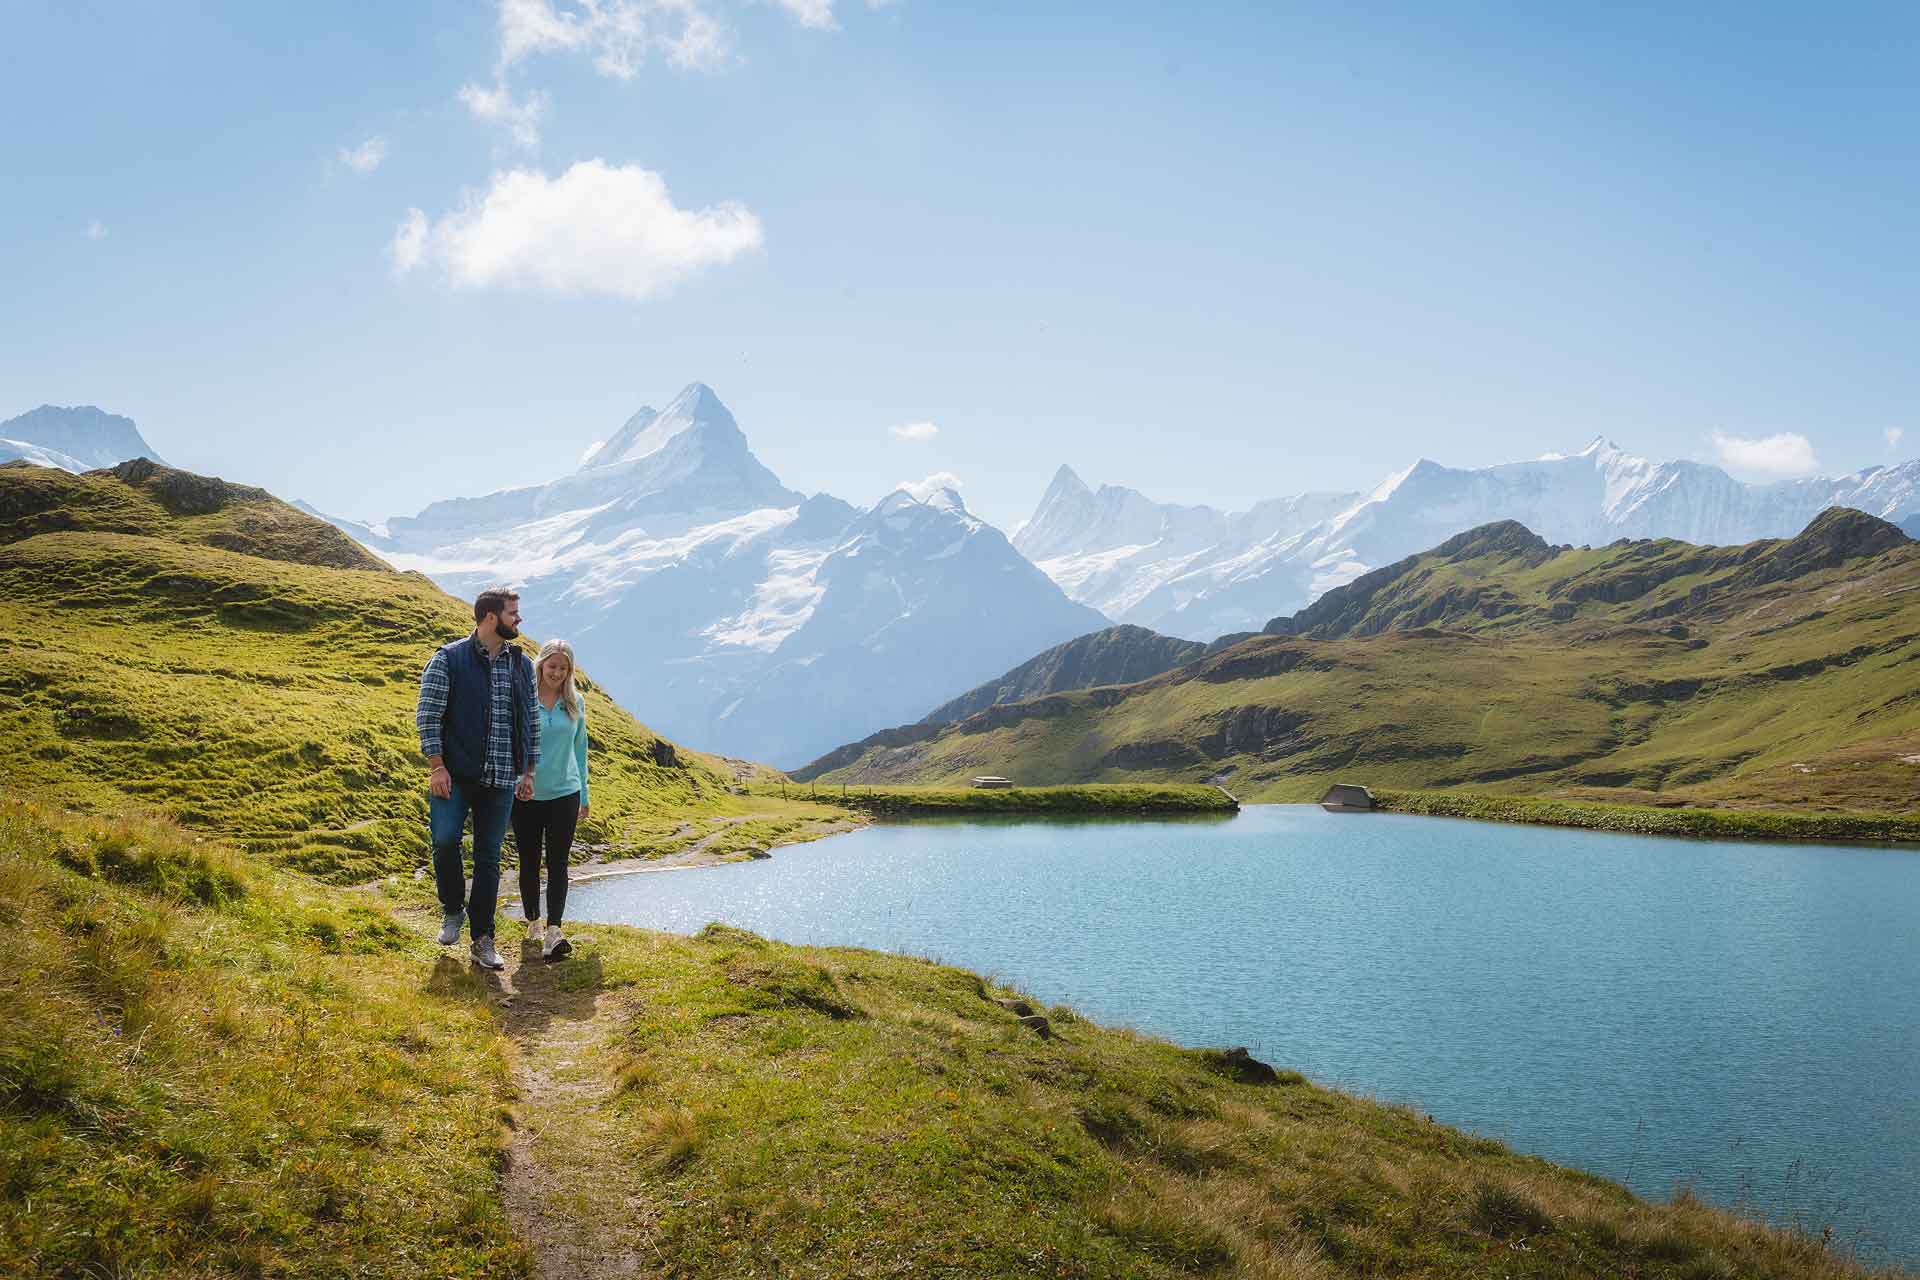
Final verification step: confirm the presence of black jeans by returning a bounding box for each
[512,792,579,927]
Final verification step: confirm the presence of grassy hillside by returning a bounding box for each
[3,797,1900,1279]
[0,799,526,1277]
[0,462,838,882]
[806,511,1920,813]
[751,781,1238,816]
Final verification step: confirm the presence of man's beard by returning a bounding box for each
[497,621,520,641]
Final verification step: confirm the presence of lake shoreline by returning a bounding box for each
[1374,789,1920,848]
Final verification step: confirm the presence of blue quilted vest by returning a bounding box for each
[437,636,535,783]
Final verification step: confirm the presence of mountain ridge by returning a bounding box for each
[323,384,1107,766]
[0,403,166,471]
[806,510,1920,812]
[1023,441,1920,640]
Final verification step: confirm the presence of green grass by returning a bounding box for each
[807,522,1920,825]
[0,464,860,883]
[1373,790,1920,844]
[748,781,1238,816]
[0,798,527,1278]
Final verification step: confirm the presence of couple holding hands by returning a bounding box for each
[415,587,589,970]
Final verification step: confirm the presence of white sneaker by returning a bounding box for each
[470,936,505,970]
[523,916,543,938]
[543,924,572,962]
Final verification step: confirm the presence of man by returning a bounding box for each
[416,586,540,971]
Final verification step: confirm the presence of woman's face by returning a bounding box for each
[540,653,571,689]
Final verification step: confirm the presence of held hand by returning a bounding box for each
[578,804,589,821]
[429,766,452,800]
[515,774,535,802]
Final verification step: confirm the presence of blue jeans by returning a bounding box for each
[429,776,514,942]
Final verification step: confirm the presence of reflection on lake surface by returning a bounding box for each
[567,805,1920,1263]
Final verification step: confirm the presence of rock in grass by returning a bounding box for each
[1200,1046,1280,1085]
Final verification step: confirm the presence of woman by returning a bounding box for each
[514,638,589,961]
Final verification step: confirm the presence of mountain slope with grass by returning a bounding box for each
[0,460,817,882]
[805,511,1920,812]
[3,797,1901,1279]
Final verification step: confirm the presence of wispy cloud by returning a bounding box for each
[338,136,389,174]
[1887,427,1905,451]
[774,0,837,29]
[888,421,939,441]
[461,1,730,146]
[494,0,729,78]
[84,219,107,241]
[390,159,762,300]
[1710,430,1819,479]
[458,82,549,148]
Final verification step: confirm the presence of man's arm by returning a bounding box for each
[417,649,449,763]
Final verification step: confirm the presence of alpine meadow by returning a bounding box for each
[7,2,1920,1277]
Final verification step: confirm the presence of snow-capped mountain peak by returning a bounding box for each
[1022,440,1920,641]
[311,383,1105,767]
[580,382,737,471]
[0,404,165,471]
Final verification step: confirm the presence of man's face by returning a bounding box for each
[493,599,522,641]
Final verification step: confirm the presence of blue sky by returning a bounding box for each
[2,1,1915,529]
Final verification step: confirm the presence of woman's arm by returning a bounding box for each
[575,707,590,810]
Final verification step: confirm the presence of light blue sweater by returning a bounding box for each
[531,697,589,805]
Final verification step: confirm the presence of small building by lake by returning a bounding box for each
[1319,783,1375,812]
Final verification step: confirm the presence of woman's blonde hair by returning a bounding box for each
[535,638,584,718]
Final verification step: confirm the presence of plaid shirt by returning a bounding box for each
[417,634,541,790]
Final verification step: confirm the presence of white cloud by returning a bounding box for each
[888,420,939,441]
[390,159,762,299]
[338,136,388,174]
[1709,430,1820,479]
[1887,427,1905,451]
[492,0,729,77]
[389,209,429,273]
[459,81,549,148]
[897,471,963,501]
[774,0,837,29]
[84,219,107,241]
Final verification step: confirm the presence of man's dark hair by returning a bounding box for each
[473,586,519,626]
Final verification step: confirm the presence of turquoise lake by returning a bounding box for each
[565,805,1920,1264]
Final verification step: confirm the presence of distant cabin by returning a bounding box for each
[970,776,1015,789]
[1319,783,1375,812]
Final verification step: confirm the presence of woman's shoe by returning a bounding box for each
[543,924,572,962]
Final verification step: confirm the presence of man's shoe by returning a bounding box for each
[543,924,572,962]
[470,936,505,970]
[438,910,465,946]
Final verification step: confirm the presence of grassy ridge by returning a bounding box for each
[5,797,1903,1279]
[0,528,748,880]
[0,463,866,882]
[750,781,1237,816]
[1372,790,1920,845]
[807,517,1920,818]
